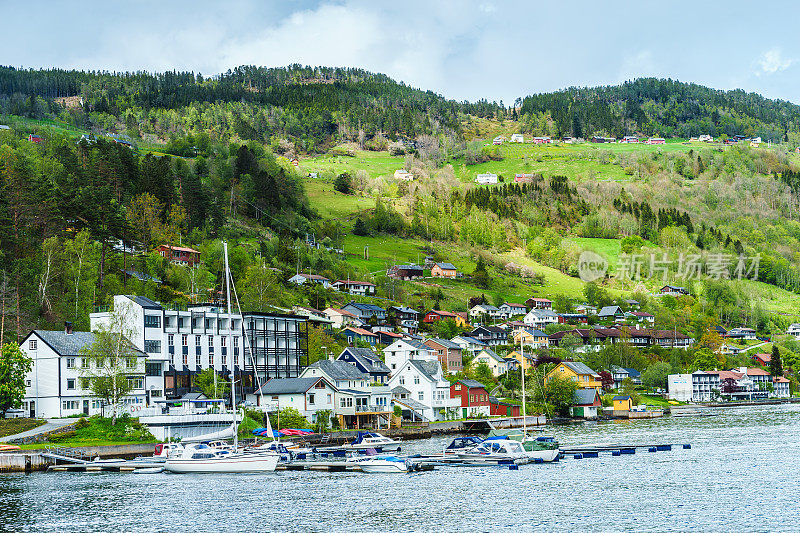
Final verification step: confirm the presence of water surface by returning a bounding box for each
[1,404,798,532]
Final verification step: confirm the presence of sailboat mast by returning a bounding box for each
[224,241,238,449]
[521,336,527,434]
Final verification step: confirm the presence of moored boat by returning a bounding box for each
[164,443,279,474]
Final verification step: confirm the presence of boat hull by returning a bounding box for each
[358,460,408,473]
[164,453,279,474]
[526,448,560,462]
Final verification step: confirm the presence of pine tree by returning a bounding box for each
[770,345,783,377]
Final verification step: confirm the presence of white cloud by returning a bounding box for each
[756,48,793,76]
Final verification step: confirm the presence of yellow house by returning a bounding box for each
[454,312,469,329]
[612,395,633,411]
[511,328,550,349]
[545,361,602,392]
[507,350,536,371]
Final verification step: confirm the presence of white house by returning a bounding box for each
[510,133,524,143]
[382,339,435,373]
[472,348,508,377]
[727,327,757,341]
[331,280,376,296]
[20,327,147,419]
[287,273,331,288]
[498,302,528,319]
[393,169,414,181]
[787,323,800,339]
[388,360,459,421]
[523,309,560,329]
[667,373,693,402]
[475,173,498,184]
[450,335,488,355]
[300,359,392,428]
[251,376,337,424]
[323,307,362,329]
[470,304,501,321]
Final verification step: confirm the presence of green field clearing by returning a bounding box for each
[298,139,703,186]
[304,179,376,219]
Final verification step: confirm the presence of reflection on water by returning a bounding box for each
[1,404,799,532]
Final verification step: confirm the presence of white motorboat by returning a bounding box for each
[455,438,529,465]
[340,431,402,452]
[356,456,410,473]
[164,443,279,474]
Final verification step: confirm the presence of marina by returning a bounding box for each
[2,403,799,532]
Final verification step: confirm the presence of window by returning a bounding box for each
[233,337,239,348]
[127,377,144,389]
[196,354,201,366]
[399,377,405,385]
[418,392,424,400]
[168,334,174,347]
[91,399,104,409]
[455,384,461,391]
[195,335,201,346]
[144,340,161,354]
[221,354,227,366]
[81,357,89,369]
[208,336,214,347]
[178,317,185,328]
[414,376,420,385]
[25,379,31,387]
[182,335,188,346]
[327,394,332,404]
[29,339,37,350]
[308,394,315,405]
[164,316,171,328]
[127,358,137,369]
[209,353,214,366]
[150,389,163,398]
[182,353,188,366]
[145,362,161,377]
[221,337,227,348]
[144,315,161,328]
[62,400,79,410]
[66,357,75,369]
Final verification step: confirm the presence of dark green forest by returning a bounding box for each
[519,78,800,141]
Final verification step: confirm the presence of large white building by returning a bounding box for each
[20,326,147,419]
[90,294,309,404]
[668,368,790,402]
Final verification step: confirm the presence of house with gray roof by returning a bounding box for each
[472,347,509,377]
[382,338,435,373]
[249,376,337,424]
[388,359,459,421]
[598,305,625,320]
[299,359,392,428]
[424,338,463,374]
[20,326,146,419]
[337,347,391,384]
[342,302,387,322]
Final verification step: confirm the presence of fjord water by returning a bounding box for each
[2,404,798,532]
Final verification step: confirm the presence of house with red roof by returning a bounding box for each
[157,244,201,267]
[450,379,491,417]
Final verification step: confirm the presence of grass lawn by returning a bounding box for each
[14,416,157,449]
[304,179,376,219]
[563,237,624,269]
[0,418,46,439]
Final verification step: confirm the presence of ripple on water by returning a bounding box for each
[1,403,799,533]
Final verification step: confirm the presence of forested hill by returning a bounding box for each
[0,65,501,150]
[519,78,800,142]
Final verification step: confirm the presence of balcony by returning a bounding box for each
[355,404,391,413]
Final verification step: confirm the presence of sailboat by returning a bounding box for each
[165,242,280,474]
[489,338,560,462]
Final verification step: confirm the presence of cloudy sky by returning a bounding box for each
[3,0,800,104]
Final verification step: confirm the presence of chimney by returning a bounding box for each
[65,321,73,335]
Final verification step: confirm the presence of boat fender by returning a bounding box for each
[612,450,621,457]
[508,464,519,470]
[648,447,657,452]
[573,454,583,459]
[533,458,543,464]
[683,444,691,449]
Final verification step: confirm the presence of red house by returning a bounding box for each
[423,309,458,323]
[157,244,201,267]
[450,379,491,417]
[526,297,553,310]
[489,397,521,417]
[752,352,771,366]
[28,134,42,143]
